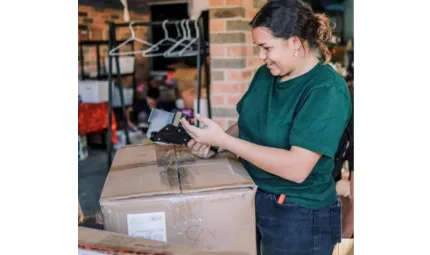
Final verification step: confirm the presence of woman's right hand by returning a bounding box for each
[187,139,216,159]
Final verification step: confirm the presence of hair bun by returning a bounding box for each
[314,13,333,63]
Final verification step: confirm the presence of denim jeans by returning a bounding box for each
[255,188,342,255]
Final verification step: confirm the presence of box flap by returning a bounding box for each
[174,146,256,193]
[100,144,180,202]
[78,227,249,255]
[101,144,256,202]
[179,153,256,193]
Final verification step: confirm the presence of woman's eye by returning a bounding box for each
[264,47,271,51]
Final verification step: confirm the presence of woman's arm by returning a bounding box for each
[181,115,321,183]
[221,135,321,183]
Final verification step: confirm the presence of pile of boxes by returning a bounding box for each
[99,144,257,255]
[83,143,353,255]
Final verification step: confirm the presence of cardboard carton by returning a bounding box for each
[100,144,257,255]
[78,227,250,255]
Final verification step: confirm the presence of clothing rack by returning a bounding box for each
[106,18,211,167]
[78,39,136,162]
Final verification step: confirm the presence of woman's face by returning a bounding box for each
[251,27,299,77]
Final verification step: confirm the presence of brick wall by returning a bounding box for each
[78,5,151,83]
[209,0,267,130]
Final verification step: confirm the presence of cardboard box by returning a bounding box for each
[100,144,257,255]
[79,227,250,255]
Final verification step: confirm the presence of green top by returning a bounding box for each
[236,63,352,209]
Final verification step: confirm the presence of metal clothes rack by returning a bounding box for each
[78,40,136,159]
[106,18,211,167]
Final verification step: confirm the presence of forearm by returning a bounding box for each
[218,123,239,152]
[220,135,316,183]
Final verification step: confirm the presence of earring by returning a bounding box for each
[294,50,299,57]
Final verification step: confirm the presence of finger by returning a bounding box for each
[193,143,203,152]
[181,118,199,138]
[187,139,196,147]
[203,146,210,158]
[199,144,208,155]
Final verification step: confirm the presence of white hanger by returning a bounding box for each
[164,20,197,57]
[165,20,200,57]
[175,20,181,40]
[109,21,156,56]
[142,20,187,57]
[163,19,189,57]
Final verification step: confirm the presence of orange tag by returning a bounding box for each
[277,194,286,204]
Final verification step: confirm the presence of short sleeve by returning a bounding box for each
[289,85,351,158]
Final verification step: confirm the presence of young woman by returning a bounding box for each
[180,1,352,254]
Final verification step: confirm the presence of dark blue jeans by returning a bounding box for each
[256,188,342,255]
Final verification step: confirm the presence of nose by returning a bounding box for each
[258,48,266,61]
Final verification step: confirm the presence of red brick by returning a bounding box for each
[227,70,253,81]
[211,95,227,106]
[210,45,226,57]
[228,95,242,105]
[210,0,225,7]
[245,46,254,56]
[226,0,241,5]
[247,9,257,19]
[210,20,225,32]
[247,33,254,43]
[242,0,254,8]
[212,83,245,94]
[227,46,244,57]
[247,56,263,68]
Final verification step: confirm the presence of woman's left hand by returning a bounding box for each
[180,114,228,147]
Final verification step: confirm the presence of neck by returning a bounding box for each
[280,52,320,82]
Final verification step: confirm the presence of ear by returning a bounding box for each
[290,36,303,51]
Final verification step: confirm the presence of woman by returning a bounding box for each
[180,1,352,254]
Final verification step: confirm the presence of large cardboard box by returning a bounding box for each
[100,144,257,255]
[79,227,250,255]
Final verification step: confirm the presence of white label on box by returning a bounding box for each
[127,212,167,242]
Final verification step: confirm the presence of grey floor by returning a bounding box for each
[78,148,114,216]
[79,132,146,217]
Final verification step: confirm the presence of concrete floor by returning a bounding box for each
[78,148,113,216]
[78,131,147,217]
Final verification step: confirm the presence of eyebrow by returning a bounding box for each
[254,43,269,47]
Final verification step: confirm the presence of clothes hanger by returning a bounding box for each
[175,20,182,40]
[142,20,187,57]
[109,21,156,56]
[164,20,199,57]
[163,20,190,57]
[165,20,201,57]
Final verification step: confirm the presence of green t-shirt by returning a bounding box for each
[236,63,352,209]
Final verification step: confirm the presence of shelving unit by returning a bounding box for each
[106,18,211,167]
